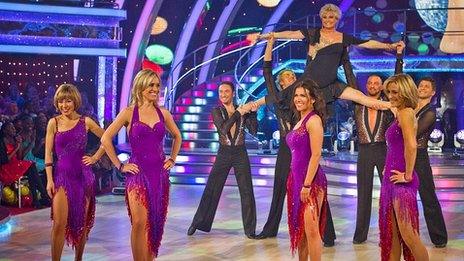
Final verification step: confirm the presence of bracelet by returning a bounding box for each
[118,163,124,172]
[303,184,312,189]
[45,163,53,168]
[167,158,175,164]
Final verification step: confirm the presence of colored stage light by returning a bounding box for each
[145,44,173,65]
[371,13,384,24]
[363,6,376,16]
[428,129,444,153]
[417,43,429,55]
[151,17,168,35]
[195,178,206,184]
[227,27,262,35]
[455,130,464,145]
[257,0,281,8]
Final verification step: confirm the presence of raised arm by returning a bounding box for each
[394,41,405,75]
[263,35,280,105]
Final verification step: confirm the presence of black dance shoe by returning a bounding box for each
[187,225,196,236]
[323,241,335,247]
[352,239,366,245]
[434,243,446,248]
[246,233,257,239]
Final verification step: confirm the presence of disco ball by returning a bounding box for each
[414,0,447,32]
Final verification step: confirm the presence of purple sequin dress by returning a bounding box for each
[286,111,327,254]
[379,120,419,261]
[52,116,95,248]
[126,105,169,257]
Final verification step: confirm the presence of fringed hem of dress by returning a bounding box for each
[286,170,328,256]
[50,184,96,249]
[125,178,169,258]
[379,184,419,261]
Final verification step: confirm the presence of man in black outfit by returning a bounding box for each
[415,77,447,248]
[352,42,404,244]
[255,35,337,247]
[187,81,258,238]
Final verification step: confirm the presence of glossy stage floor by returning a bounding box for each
[1,184,463,260]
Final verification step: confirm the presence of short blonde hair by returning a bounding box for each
[130,69,161,106]
[54,83,82,110]
[277,69,296,87]
[384,74,418,109]
[320,4,341,20]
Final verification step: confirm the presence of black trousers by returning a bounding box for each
[353,143,386,242]
[191,145,256,235]
[261,139,336,243]
[415,149,447,245]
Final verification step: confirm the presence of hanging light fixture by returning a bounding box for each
[257,0,281,8]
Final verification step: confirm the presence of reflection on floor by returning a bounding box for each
[1,185,463,260]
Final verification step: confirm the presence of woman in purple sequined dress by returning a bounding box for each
[45,84,106,261]
[101,69,181,260]
[380,74,429,261]
[286,80,327,260]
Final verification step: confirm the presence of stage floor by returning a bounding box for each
[1,185,463,260]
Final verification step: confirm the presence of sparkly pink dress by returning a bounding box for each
[379,120,420,261]
[286,111,327,254]
[52,116,95,247]
[126,106,170,257]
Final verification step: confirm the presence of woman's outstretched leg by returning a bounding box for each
[51,188,68,261]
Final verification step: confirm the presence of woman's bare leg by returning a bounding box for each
[339,87,390,109]
[389,208,401,261]
[128,190,151,261]
[298,232,309,261]
[75,198,90,261]
[393,201,429,261]
[51,188,68,261]
[303,192,324,261]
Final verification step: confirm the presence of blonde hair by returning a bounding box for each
[54,83,82,110]
[130,69,161,106]
[384,74,418,109]
[277,69,296,87]
[320,4,341,20]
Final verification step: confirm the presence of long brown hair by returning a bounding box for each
[291,79,326,125]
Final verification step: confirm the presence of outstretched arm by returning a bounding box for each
[358,40,400,50]
[260,30,304,40]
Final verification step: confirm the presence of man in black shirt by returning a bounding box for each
[188,81,258,238]
[415,77,447,248]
